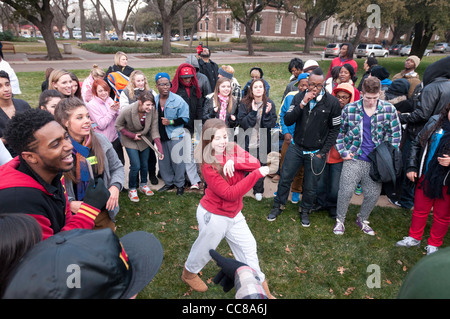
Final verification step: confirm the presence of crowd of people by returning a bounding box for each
[0,42,449,299]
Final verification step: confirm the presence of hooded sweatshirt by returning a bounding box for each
[0,157,100,240]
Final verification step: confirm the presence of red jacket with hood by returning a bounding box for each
[0,157,100,240]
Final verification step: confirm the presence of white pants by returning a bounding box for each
[185,204,265,282]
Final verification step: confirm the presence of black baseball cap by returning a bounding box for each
[3,228,163,299]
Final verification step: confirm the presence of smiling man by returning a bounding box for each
[0,108,110,239]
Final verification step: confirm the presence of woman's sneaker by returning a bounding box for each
[355,217,375,235]
[395,236,421,247]
[139,185,154,196]
[128,189,139,202]
[255,193,263,201]
[425,245,439,255]
[333,219,345,235]
[355,184,362,195]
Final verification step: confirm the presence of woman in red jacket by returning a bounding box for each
[326,43,358,80]
[182,118,275,298]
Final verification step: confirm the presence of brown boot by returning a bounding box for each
[181,267,208,292]
[262,279,276,299]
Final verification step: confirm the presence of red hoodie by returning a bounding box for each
[0,157,100,240]
[200,144,263,218]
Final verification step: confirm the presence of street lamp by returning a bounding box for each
[205,16,209,47]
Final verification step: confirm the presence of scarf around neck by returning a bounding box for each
[70,134,92,200]
[218,94,229,121]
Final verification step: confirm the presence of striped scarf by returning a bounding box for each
[70,134,92,201]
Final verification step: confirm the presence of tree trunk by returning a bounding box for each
[303,22,316,53]
[352,23,365,48]
[244,21,254,56]
[410,21,433,59]
[40,22,63,60]
[80,0,87,41]
[161,19,172,56]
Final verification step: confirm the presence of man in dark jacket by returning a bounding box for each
[0,109,110,239]
[185,54,211,99]
[267,68,342,226]
[395,56,450,209]
[198,47,219,92]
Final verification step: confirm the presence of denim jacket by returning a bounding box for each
[155,91,189,139]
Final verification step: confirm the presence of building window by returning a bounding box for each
[375,28,380,38]
[320,21,326,36]
[384,27,390,38]
[255,19,261,32]
[217,0,222,8]
[199,22,203,31]
[291,16,298,34]
[225,17,231,31]
[364,29,369,37]
[217,18,222,31]
[275,16,282,33]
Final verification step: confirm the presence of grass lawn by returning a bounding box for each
[13,55,449,301]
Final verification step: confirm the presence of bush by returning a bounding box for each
[0,31,14,41]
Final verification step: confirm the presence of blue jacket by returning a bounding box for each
[279,91,299,144]
[154,91,189,139]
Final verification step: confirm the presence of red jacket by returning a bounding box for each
[200,144,263,218]
[326,57,358,80]
[0,157,100,240]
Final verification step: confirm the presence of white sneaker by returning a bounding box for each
[139,185,154,196]
[425,245,439,255]
[333,219,345,235]
[395,236,421,247]
[255,193,263,201]
[128,189,139,202]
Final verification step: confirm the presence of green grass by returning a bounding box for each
[13,56,450,300]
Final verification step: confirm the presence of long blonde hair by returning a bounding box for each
[48,69,72,96]
[125,70,150,100]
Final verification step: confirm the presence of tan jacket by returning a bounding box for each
[392,71,421,98]
[115,101,160,151]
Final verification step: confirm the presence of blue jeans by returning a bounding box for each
[317,161,343,212]
[274,144,326,211]
[126,147,150,189]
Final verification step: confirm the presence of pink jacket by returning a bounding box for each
[81,74,95,103]
[86,95,119,142]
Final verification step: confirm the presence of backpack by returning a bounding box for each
[107,71,129,101]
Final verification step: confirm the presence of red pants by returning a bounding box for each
[409,177,450,247]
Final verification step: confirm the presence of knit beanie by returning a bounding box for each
[370,65,390,81]
[406,55,420,69]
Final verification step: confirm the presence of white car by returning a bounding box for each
[123,32,137,41]
[356,43,389,58]
[400,45,431,56]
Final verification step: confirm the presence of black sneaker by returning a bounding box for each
[149,175,159,185]
[300,211,310,227]
[267,208,282,222]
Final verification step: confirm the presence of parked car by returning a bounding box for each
[356,43,389,58]
[389,44,404,55]
[399,45,431,57]
[399,45,411,56]
[170,36,180,41]
[324,43,342,58]
[184,35,191,41]
[432,42,449,53]
[123,32,137,41]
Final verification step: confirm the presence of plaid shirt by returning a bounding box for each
[335,99,402,159]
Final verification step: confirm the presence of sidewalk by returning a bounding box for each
[6,41,322,72]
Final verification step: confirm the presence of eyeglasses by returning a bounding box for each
[308,83,324,90]
[157,83,171,87]
[336,95,350,101]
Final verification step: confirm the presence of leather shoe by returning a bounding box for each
[158,184,174,192]
[177,187,184,195]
